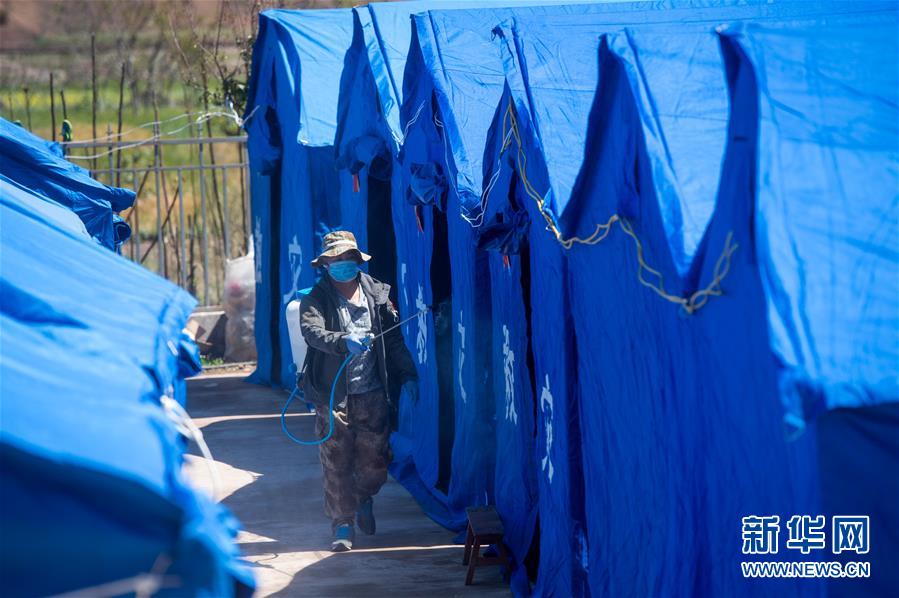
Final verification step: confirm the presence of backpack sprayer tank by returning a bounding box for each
[285,298,308,375]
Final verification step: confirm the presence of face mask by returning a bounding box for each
[327,260,359,282]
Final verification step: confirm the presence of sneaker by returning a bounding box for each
[356,497,376,535]
[331,523,354,552]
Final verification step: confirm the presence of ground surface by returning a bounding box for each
[184,374,509,597]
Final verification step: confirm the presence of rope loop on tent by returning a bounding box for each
[397,99,428,145]
[500,101,739,314]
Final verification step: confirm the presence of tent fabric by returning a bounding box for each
[246,168,275,386]
[472,3,895,595]
[719,18,899,428]
[244,8,357,388]
[395,0,671,544]
[721,20,899,595]
[243,1,897,595]
[1,182,253,596]
[401,2,719,587]
[335,0,595,169]
[334,2,502,530]
[0,116,134,249]
[330,1,610,531]
[0,180,201,409]
[1,174,90,238]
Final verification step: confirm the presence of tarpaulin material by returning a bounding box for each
[719,17,899,594]
[0,116,134,249]
[474,2,895,595]
[1,174,89,239]
[402,2,718,589]
[1,181,252,596]
[397,1,657,544]
[333,1,604,532]
[719,16,899,427]
[244,8,356,388]
[0,179,200,405]
[247,167,276,386]
[243,1,896,595]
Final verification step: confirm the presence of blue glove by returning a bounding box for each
[345,333,373,355]
[403,380,420,403]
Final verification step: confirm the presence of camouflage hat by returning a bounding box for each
[310,230,372,267]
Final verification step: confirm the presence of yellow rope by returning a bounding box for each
[501,102,738,314]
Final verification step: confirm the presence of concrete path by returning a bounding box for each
[184,374,509,597]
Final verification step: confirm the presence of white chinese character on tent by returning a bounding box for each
[401,263,408,308]
[540,374,554,483]
[282,235,302,305]
[833,516,869,554]
[415,285,427,364]
[742,515,780,555]
[253,216,263,284]
[457,311,467,403]
[502,325,518,425]
[786,515,826,554]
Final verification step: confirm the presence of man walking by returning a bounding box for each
[299,231,418,552]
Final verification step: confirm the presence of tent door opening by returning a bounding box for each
[508,168,541,578]
[365,173,398,302]
[519,237,541,581]
[431,205,455,494]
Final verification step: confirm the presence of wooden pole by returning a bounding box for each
[200,52,226,263]
[60,89,68,120]
[49,73,57,142]
[91,33,98,172]
[23,86,32,131]
[115,62,126,187]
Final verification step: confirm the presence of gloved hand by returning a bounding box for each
[403,380,420,403]
[345,333,373,355]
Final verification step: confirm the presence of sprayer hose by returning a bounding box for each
[281,353,353,446]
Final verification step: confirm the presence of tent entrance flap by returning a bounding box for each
[431,206,455,494]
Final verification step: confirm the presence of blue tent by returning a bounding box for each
[474,2,895,595]
[394,1,667,541]
[401,2,732,590]
[243,2,896,594]
[1,187,201,393]
[0,116,134,249]
[719,17,899,594]
[1,182,253,596]
[244,8,357,389]
[334,0,498,530]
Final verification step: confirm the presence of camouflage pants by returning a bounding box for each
[316,390,390,528]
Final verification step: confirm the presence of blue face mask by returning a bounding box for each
[327,260,360,282]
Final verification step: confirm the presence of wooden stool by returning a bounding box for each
[463,506,511,585]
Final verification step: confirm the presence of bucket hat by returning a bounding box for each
[310,230,372,267]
